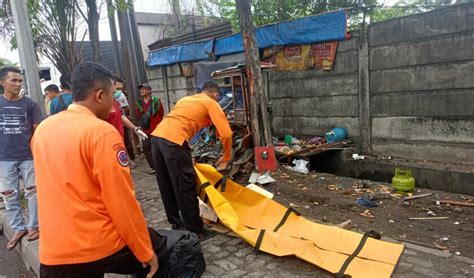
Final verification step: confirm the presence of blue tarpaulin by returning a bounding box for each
[147,10,347,67]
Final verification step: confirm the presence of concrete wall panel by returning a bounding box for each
[148,79,165,91]
[369,4,474,46]
[168,89,191,103]
[269,74,358,99]
[372,117,474,143]
[372,140,474,165]
[337,33,359,52]
[147,68,163,79]
[371,89,474,117]
[371,60,474,93]
[370,32,474,70]
[272,116,359,137]
[271,95,358,117]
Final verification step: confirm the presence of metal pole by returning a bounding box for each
[10,0,45,114]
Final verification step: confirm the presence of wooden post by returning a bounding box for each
[236,0,272,147]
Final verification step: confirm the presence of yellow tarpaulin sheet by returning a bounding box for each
[194,164,404,278]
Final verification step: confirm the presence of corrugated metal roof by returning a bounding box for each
[148,22,232,52]
[77,41,122,73]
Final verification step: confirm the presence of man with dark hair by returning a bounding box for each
[49,73,73,115]
[0,66,43,249]
[150,80,233,236]
[43,84,60,115]
[135,83,164,174]
[32,62,168,277]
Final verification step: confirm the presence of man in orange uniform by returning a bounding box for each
[31,63,168,277]
[151,80,232,235]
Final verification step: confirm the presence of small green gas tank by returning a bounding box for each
[392,167,416,192]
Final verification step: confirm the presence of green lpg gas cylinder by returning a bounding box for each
[392,168,416,192]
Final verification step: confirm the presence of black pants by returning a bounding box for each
[40,228,169,278]
[124,127,135,161]
[151,137,204,234]
[142,137,154,169]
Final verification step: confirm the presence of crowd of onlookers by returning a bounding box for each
[1,62,233,277]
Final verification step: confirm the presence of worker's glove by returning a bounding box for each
[134,127,148,140]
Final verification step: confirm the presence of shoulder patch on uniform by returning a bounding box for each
[116,149,130,167]
[113,143,125,151]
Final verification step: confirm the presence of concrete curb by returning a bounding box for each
[0,210,39,276]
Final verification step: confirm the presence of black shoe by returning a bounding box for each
[196,228,216,241]
[171,223,183,230]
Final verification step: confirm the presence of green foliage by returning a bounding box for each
[197,0,464,31]
[0,58,18,68]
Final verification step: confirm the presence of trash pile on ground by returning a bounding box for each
[191,128,254,178]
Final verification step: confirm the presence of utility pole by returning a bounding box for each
[117,8,139,121]
[10,0,45,115]
[236,0,272,147]
[106,0,122,75]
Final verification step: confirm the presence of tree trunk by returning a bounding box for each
[86,0,102,62]
[236,0,273,147]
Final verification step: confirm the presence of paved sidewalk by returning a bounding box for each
[132,161,474,278]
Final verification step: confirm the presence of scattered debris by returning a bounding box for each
[438,200,474,207]
[352,153,365,160]
[249,172,276,185]
[455,251,462,256]
[408,217,449,220]
[360,209,374,218]
[388,219,395,223]
[356,197,379,208]
[292,159,309,174]
[454,222,460,225]
[427,210,436,216]
[433,242,448,250]
[454,207,464,213]
[199,198,218,222]
[336,220,352,230]
[368,192,391,200]
[401,193,433,202]
[256,173,276,185]
[441,237,449,241]
[246,183,275,199]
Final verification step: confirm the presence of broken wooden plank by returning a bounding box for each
[401,193,433,202]
[408,217,449,220]
[438,200,474,207]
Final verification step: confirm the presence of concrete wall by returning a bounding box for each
[145,3,474,165]
[368,4,474,165]
[146,64,194,113]
[268,3,474,165]
[269,34,361,141]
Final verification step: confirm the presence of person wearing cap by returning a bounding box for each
[150,80,232,236]
[32,63,169,277]
[135,82,164,174]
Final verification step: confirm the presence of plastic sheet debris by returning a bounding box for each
[352,153,365,160]
[292,159,309,174]
[356,197,379,208]
[249,172,276,185]
[247,183,274,199]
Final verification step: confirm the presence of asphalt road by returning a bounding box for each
[0,234,36,278]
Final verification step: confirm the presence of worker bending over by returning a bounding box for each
[151,80,232,236]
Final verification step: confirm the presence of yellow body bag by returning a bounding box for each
[194,164,404,278]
